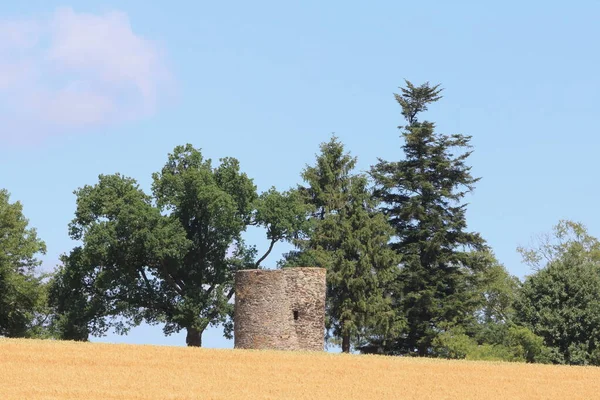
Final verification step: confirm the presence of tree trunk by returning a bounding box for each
[186,327,202,347]
[342,334,350,353]
[417,341,428,357]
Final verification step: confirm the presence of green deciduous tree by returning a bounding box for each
[438,258,552,364]
[517,219,600,269]
[283,137,402,353]
[466,259,522,346]
[0,189,49,338]
[432,324,548,363]
[370,81,489,356]
[50,144,306,346]
[48,248,110,341]
[516,220,600,365]
[475,261,521,327]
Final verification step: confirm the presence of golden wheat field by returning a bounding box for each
[1,339,600,400]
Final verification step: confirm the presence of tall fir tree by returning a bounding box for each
[283,136,402,353]
[370,81,489,356]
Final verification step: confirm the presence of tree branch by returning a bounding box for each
[205,283,216,298]
[204,286,236,324]
[159,261,184,295]
[138,268,177,318]
[140,269,154,292]
[255,238,277,268]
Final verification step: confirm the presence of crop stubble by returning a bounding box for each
[1,338,599,399]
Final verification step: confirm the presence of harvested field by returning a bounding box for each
[1,338,599,399]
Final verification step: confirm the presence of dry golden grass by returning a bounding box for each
[1,338,600,399]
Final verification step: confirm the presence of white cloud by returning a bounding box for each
[0,8,173,144]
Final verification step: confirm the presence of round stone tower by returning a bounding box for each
[234,267,326,351]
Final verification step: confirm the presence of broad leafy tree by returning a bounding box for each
[50,144,306,346]
[283,137,402,353]
[0,189,48,338]
[433,258,551,363]
[517,219,600,269]
[470,259,521,342]
[516,220,600,365]
[48,248,110,341]
[370,81,489,355]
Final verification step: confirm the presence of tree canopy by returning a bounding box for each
[0,189,48,338]
[50,144,306,346]
[516,220,600,365]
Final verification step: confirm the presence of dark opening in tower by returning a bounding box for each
[293,310,299,320]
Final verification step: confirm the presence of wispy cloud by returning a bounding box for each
[0,8,173,144]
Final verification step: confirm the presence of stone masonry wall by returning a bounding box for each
[234,267,326,351]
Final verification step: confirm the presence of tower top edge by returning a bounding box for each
[235,267,326,273]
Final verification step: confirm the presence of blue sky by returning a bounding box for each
[1,1,599,348]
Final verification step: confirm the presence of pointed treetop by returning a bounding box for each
[394,80,443,125]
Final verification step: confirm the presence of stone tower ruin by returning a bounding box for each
[234,267,326,351]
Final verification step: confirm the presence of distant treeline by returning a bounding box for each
[2,81,599,365]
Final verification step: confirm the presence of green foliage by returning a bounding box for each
[13,80,600,367]
[253,188,311,266]
[443,259,554,363]
[48,248,109,341]
[468,259,522,344]
[433,325,549,363]
[432,327,475,359]
[51,144,304,346]
[517,219,600,269]
[0,189,49,338]
[475,261,521,325]
[369,81,489,355]
[504,325,550,363]
[516,222,600,365]
[429,253,552,364]
[283,136,403,352]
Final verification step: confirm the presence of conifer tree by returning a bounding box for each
[370,81,488,356]
[283,137,402,353]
